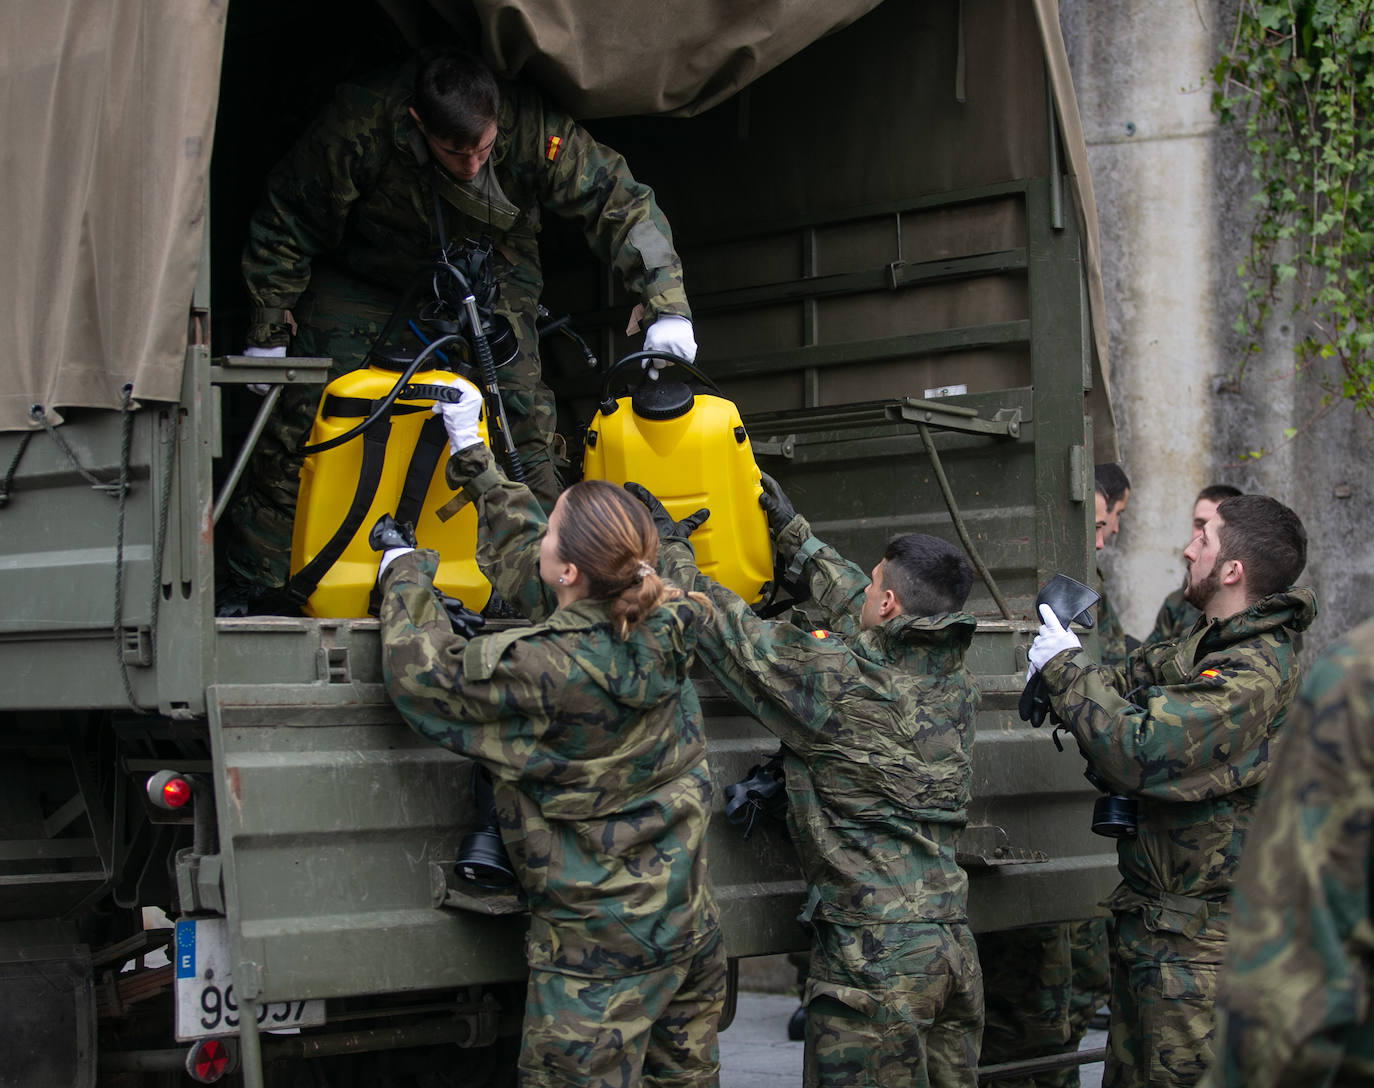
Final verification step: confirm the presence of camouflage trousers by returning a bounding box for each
[976,918,1111,1088]
[1103,906,1226,1088]
[221,264,560,590]
[519,932,726,1088]
[803,920,983,1088]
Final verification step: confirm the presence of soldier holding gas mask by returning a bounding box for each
[1026,495,1316,1088]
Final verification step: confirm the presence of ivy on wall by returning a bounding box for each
[1212,0,1374,421]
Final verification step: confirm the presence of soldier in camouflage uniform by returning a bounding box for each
[1096,464,1133,670]
[1144,487,1242,647]
[223,47,695,597]
[1200,614,1374,1088]
[377,402,724,1086]
[976,478,1120,1088]
[633,476,985,1088]
[1028,494,1316,1088]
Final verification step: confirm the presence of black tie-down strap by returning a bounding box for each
[367,414,449,616]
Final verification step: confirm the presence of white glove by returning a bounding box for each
[642,314,697,369]
[431,377,484,454]
[1028,603,1082,674]
[243,345,286,395]
[378,547,415,577]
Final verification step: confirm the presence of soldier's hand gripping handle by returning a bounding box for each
[431,380,484,455]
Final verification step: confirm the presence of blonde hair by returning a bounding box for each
[555,481,683,637]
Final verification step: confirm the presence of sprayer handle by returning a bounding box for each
[403,383,466,403]
[600,351,722,402]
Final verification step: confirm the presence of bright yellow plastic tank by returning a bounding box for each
[289,369,491,618]
[582,364,772,603]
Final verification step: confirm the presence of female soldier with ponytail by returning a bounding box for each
[377,384,724,1088]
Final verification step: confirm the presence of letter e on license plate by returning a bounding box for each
[174,918,325,1041]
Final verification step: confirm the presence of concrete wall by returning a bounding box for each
[1059,0,1374,658]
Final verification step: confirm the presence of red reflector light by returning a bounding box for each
[161,777,192,808]
[188,1037,229,1082]
[146,769,196,811]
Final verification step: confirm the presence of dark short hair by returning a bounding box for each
[1196,483,1242,504]
[1215,495,1307,601]
[1094,463,1131,508]
[412,48,500,146]
[880,534,973,616]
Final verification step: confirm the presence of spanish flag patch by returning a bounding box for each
[1200,669,1221,678]
[1198,669,1225,685]
[545,136,563,162]
[811,629,830,639]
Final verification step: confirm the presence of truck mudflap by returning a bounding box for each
[0,938,96,1088]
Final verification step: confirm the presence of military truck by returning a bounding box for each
[0,1,1118,1084]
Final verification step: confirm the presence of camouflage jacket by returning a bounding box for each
[1095,569,1129,670]
[243,62,689,345]
[1144,584,1201,647]
[1041,587,1317,910]
[379,444,717,977]
[660,513,980,926]
[1203,614,1374,1087]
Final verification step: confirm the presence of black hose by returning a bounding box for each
[298,332,465,455]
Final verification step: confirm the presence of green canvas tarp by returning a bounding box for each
[0,0,1113,455]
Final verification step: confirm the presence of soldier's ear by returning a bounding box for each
[1221,558,1244,587]
[878,587,900,619]
[408,106,426,132]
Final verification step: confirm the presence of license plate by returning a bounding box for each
[174,918,326,1041]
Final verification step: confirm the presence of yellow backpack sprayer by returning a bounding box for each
[284,238,526,618]
[582,351,773,603]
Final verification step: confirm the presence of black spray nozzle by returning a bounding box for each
[1018,574,1103,728]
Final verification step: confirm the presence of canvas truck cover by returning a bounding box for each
[0,0,1115,457]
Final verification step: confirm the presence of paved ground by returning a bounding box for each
[720,991,1106,1087]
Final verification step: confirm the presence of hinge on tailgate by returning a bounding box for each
[121,626,153,667]
[317,645,352,684]
[956,824,1048,870]
[887,398,1022,438]
[751,434,796,459]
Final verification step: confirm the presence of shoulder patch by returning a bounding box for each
[1197,668,1226,685]
[810,629,830,639]
[544,135,563,162]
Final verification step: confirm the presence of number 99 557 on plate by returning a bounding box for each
[175,917,325,1041]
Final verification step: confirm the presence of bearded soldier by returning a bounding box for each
[1027,494,1316,1088]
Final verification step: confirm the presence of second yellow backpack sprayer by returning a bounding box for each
[581,351,773,602]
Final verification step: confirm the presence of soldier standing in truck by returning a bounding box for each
[632,475,985,1088]
[221,46,697,606]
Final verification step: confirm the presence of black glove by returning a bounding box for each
[440,594,486,639]
[367,513,417,551]
[758,473,798,537]
[623,482,710,541]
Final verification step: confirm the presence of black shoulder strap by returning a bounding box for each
[367,414,450,616]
